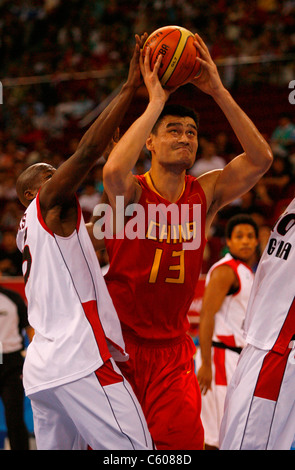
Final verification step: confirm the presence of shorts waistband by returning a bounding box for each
[123,331,189,348]
[212,341,242,355]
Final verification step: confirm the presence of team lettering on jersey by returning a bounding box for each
[18,213,27,231]
[146,220,197,244]
[267,212,295,261]
[17,214,32,284]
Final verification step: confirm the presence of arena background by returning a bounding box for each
[0,0,295,449]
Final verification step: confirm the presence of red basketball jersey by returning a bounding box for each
[104,173,207,340]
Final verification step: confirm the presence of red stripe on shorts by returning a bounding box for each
[254,348,289,401]
[95,359,123,386]
[217,334,236,348]
[214,347,227,386]
[254,297,295,401]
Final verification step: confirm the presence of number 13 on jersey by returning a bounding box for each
[149,248,185,284]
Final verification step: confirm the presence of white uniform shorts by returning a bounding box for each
[219,342,295,450]
[195,345,240,448]
[28,358,153,450]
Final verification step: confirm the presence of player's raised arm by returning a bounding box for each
[39,35,146,212]
[190,33,273,218]
[103,47,173,208]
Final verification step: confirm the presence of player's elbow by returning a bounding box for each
[249,144,273,175]
[103,159,121,184]
[263,145,273,170]
[103,160,126,195]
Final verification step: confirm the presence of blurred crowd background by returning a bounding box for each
[1,0,295,276]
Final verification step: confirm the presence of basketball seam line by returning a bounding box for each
[161,33,191,86]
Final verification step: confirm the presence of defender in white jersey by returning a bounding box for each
[220,197,295,450]
[196,214,258,449]
[15,35,153,451]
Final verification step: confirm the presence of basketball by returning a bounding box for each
[142,25,202,89]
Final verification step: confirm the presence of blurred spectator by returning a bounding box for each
[214,131,236,162]
[71,91,95,119]
[0,174,18,201]
[17,119,45,148]
[217,190,257,229]
[26,140,51,165]
[258,155,294,203]
[0,230,23,276]
[55,89,94,121]
[258,223,271,254]
[0,140,26,171]
[270,114,295,157]
[79,181,101,222]
[91,163,105,196]
[34,105,67,139]
[0,201,23,232]
[190,140,226,177]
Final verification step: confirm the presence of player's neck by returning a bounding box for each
[148,166,186,203]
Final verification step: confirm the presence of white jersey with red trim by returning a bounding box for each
[16,193,127,395]
[207,253,254,348]
[244,197,295,352]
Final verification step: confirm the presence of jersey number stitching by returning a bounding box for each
[22,228,32,285]
[149,248,185,284]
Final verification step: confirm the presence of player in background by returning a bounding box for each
[196,214,259,449]
[15,37,153,450]
[219,198,295,450]
[0,271,34,450]
[101,33,273,450]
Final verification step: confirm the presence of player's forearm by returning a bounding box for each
[213,87,273,171]
[199,311,215,366]
[103,98,165,193]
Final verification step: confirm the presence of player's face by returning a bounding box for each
[35,164,56,189]
[21,164,56,206]
[41,165,56,182]
[147,115,198,170]
[226,224,258,263]
[28,164,56,199]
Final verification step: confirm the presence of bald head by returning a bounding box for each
[16,163,55,207]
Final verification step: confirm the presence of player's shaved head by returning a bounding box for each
[16,163,55,207]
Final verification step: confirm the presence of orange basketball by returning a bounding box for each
[142,25,202,89]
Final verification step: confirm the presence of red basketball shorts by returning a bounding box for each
[117,333,204,450]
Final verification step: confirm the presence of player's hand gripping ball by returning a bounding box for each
[142,25,202,89]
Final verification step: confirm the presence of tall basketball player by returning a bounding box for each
[101,33,273,449]
[15,36,153,450]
